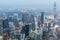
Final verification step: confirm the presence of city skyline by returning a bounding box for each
[0,0,60,12]
[0,0,60,40]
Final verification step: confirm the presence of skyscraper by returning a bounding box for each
[21,24,30,38]
[30,14,35,31]
[41,12,44,24]
[2,19,10,40]
[54,1,56,14]
[13,17,20,30]
[53,0,57,19]
[22,13,29,23]
[2,19,9,32]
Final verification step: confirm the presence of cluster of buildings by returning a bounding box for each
[0,1,60,40]
[0,9,60,40]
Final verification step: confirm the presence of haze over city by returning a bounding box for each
[0,0,60,12]
[0,0,60,40]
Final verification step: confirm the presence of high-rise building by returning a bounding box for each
[13,18,20,30]
[53,1,56,14]
[8,16,13,22]
[37,15,42,27]
[2,19,9,32]
[21,24,30,38]
[2,19,10,40]
[41,12,44,24]
[30,14,35,31]
[0,18,3,28]
[53,0,57,21]
[22,13,27,23]
[21,10,30,23]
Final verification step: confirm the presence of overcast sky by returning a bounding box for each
[0,0,60,11]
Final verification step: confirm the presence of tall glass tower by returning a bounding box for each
[54,0,57,19]
[54,1,56,14]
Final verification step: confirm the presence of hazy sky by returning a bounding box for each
[0,0,60,11]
